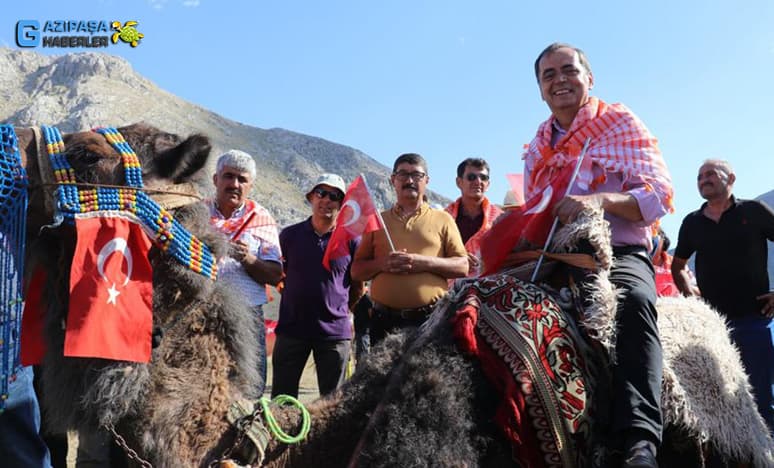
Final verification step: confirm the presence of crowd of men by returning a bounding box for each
[5,42,774,468]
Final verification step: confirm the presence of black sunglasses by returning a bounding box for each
[312,187,344,202]
[465,173,490,182]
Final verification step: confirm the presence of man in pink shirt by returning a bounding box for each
[524,43,673,468]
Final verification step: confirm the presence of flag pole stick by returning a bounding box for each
[530,137,591,282]
[361,174,396,252]
[231,212,256,240]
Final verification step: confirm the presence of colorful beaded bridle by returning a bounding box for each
[42,125,217,280]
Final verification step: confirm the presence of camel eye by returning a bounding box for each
[80,153,101,165]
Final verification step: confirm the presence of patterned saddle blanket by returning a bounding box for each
[451,273,596,468]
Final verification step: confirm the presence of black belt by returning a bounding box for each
[612,245,649,258]
[371,301,434,321]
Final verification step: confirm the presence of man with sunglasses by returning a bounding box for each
[673,159,774,433]
[352,153,468,345]
[445,158,502,277]
[272,173,364,398]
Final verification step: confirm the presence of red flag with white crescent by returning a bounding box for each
[480,165,574,276]
[64,215,153,362]
[322,175,381,270]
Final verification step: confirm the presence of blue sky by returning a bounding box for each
[2,0,773,241]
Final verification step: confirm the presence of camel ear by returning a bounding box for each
[153,134,211,183]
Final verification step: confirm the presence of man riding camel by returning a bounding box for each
[524,42,673,467]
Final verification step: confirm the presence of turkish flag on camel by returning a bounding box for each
[65,215,154,362]
[322,175,381,270]
[480,165,574,276]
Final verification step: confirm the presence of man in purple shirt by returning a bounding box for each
[271,174,365,398]
[525,43,674,468]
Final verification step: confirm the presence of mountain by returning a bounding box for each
[0,48,450,227]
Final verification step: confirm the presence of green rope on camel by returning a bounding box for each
[259,395,311,444]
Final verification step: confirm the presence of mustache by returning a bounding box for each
[402,183,418,190]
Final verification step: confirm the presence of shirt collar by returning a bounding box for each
[552,118,568,136]
[392,202,429,220]
[699,194,739,214]
[211,199,247,220]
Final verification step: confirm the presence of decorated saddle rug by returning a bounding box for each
[452,273,593,468]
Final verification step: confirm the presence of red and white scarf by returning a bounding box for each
[523,97,674,213]
[209,199,279,247]
[445,197,502,266]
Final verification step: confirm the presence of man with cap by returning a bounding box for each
[352,153,468,345]
[445,158,502,277]
[271,173,365,398]
[208,150,282,395]
[502,191,520,211]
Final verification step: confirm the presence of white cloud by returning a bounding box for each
[147,0,199,9]
[147,0,167,10]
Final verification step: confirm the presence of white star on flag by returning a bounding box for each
[106,282,120,305]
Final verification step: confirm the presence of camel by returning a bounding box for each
[12,123,774,467]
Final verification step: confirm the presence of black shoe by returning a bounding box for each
[622,440,658,468]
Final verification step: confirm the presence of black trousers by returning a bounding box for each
[271,334,351,398]
[369,307,429,346]
[609,249,663,445]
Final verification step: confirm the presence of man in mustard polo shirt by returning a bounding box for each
[352,153,468,345]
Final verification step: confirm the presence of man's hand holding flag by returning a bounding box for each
[322,175,383,270]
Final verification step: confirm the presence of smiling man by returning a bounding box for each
[352,153,468,345]
[208,150,282,395]
[272,173,364,398]
[523,43,674,467]
[445,158,502,277]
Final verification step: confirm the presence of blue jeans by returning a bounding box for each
[728,316,774,433]
[0,366,52,467]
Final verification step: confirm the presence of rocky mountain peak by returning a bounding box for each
[0,47,451,226]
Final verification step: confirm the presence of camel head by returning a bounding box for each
[15,123,212,235]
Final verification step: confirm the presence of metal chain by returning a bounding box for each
[208,404,265,468]
[105,423,153,468]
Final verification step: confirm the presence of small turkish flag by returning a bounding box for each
[322,175,381,270]
[65,216,153,362]
[480,164,574,276]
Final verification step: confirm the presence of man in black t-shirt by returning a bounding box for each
[673,159,774,432]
